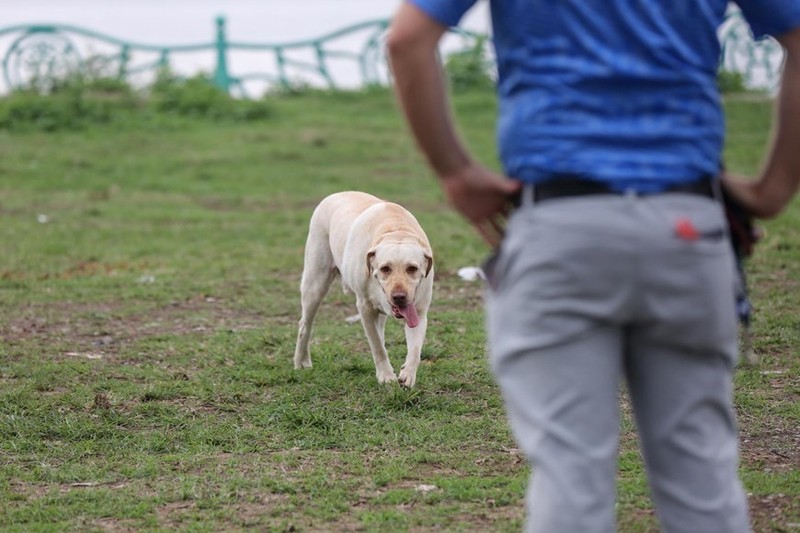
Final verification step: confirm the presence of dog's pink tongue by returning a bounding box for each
[398,304,420,328]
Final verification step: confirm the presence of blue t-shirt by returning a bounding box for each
[408,0,800,191]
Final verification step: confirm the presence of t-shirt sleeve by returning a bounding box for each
[407,0,479,28]
[734,0,800,39]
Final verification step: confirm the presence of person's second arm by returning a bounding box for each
[723,26,800,218]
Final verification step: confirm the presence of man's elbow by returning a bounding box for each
[386,3,445,59]
[385,29,409,59]
[386,25,422,60]
[779,26,800,67]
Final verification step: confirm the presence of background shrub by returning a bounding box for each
[0,63,272,132]
[444,36,494,92]
[718,69,748,94]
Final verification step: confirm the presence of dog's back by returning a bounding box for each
[308,192,382,264]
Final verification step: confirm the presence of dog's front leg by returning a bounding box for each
[398,315,427,388]
[357,302,396,384]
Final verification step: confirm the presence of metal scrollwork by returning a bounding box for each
[719,9,783,92]
[359,22,391,87]
[4,29,81,92]
[0,14,788,97]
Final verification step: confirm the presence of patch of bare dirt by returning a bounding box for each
[87,517,139,532]
[197,195,320,213]
[749,493,800,532]
[1,260,155,282]
[2,295,268,358]
[740,422,800,475]
[9,479,134,503]
[8,481,51,501]
[156,500,197,529]
[228,495,295,529]
[739,372,800,480]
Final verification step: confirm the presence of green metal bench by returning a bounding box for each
[0,9,785,97]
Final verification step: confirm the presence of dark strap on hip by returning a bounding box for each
[514,176,717,206]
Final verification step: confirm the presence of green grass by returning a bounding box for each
[0,89,798,531]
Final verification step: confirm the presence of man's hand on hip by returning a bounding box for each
[440,163,521,247]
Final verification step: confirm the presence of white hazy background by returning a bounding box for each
[0,2,779,92]
[3,0,491,42]
[1,0,492,93]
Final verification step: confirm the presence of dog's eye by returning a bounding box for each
[380,266,392,274]
[406,266,419,274]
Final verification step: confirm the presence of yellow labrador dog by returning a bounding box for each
[294,191,434,388]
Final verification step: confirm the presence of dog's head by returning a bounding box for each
[366,241,433,328]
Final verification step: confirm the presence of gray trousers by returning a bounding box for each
[483,192,751,533]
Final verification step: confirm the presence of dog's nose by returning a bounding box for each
[391,292,408,307]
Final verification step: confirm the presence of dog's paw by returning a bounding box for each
[398,368,417,388]
[376,370,397,384]
[293,358,312,369]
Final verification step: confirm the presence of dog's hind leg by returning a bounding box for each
[294,232,336,370]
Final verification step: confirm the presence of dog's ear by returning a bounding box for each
[424,252,433,278]
[366,249,377,277]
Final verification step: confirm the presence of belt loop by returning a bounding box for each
[521,183,535,207]
[710,177,723,203]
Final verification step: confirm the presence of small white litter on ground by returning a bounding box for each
[457,266,485,282]
[65,352,103,360]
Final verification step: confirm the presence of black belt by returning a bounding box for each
[514,177,718,206]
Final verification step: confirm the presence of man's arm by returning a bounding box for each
[723,26,800,218]
[386,2,519,246]
[386,2,467,178]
